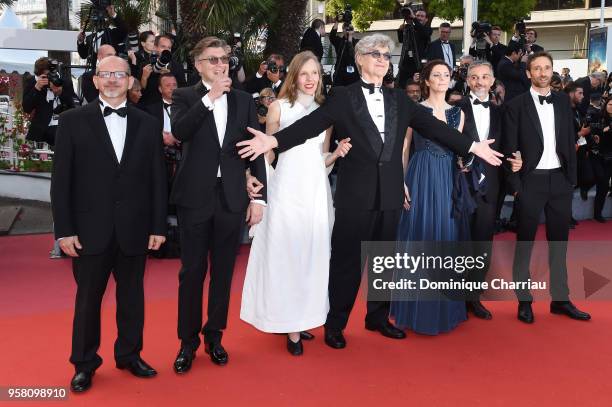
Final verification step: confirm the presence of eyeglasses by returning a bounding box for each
[260,96,276,102]
[198,56,230,65]
[363,51,392,61]
[97,71,129,79]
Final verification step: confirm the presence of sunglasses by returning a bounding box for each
[363,51,392,61]
[198,56,230,65]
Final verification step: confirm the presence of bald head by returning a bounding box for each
[97,44,117,62]
[93,56,133,103]
[96,56,130,75]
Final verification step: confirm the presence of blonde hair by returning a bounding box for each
[277,51,325,106]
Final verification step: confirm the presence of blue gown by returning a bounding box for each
[390,106,468,335]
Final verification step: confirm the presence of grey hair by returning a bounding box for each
[354,34,395,75]
[467,60,494,77]
[460,54,474,63]
[590,71,605,81]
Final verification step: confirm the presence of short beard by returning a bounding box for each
[99,88,125,99]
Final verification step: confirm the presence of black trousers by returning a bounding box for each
[177,181,243,350]
[70,236,146,372]
[512,169,572,302]
[591,155,612,218]
[468,194,497,298]
[325,207,400,331]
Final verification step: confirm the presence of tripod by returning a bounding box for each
[395,19,422,89]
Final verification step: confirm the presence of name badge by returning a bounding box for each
[346,66,355,74]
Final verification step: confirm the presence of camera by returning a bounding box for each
[337,4,354,32]
[400,2,414,21]
[453,65,468,82]
[471,21,492,40]
[47,59,63,87]
[267,60,286,75]
[151,50,172,73]
[90,0,111,27]
[127,32,139,52]
[229,35,243,74]
[515,20,528,51]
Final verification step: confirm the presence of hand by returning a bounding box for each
[163,131,180,146]
[266,69,281,84]
[604,126,610,133]
[257,60,268,76]
[35,74,49,91]
[578,125,591,137]
[209,76,232,102]
[457,157,470,172]
[142,64,153,80]
[237,127,279,161]
[246,202,264,226]
[246,174,264,199]
[332,138,352,159]
[483,32,492,46]
[507,151,523,173]
[77,31,85,43]
[59,236,82,257]
[593,134,601,144]
[413,72,420,82]
[127,50,137,65]
[148,235,166,250]
[469,139,504,166]
[404,184,411,210]
[520,54,529,63]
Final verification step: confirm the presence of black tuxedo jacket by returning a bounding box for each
[274,81,472,211]
[143,100,165,127]
[300,27,324,61]
[426,39,456,65]
[458,96,503,202]
[502,91,577,195]
[170,82,267,211]
[244,75,284,95]
[22,77,76,143]
[497,57,530,102]
[51,100,167,256]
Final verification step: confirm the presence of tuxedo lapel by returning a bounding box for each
[462,99,479,143]
[347,83,382,158]
[552,92,563,150]
[380,88,397,162]
[525,93,544,145]
[221,91,237,149]
[120,104,140,167]
[87,100,119,166]
[194,81,220,147]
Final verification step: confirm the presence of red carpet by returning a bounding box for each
[1,223,611,406]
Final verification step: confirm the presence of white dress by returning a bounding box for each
[240,96,334,333]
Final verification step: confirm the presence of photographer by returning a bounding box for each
[77,3,128,67]
[138,34,187,106]
[426,23,455,68]
[396,6,431,88]
[450,55,473,96]
[300,19,325,61]
[225,41,246,90]
[22,57,76,146]
[592,97,612,222]
[80,44,116,103]
[496,40,529,102]
[255,88,276,132]
[575,72,605,115]
[468,24,506,71]
[329,18,360,86]
[132,31,155,80]
[509,24,544,55]
[245,54,286,95]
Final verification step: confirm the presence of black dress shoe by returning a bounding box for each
[286,336,303,356]
[518,301,534,324]
[594,215,606,223]
[300,331,315,340]
[365,320,406,339]
[550,301,591,321]
[116,357,157,378]
[571,217,579,226]
[205,342,228,366]
[466,300,493,320]
[70,371,94,393]
[324,328,346,349]
[173,347,196,374]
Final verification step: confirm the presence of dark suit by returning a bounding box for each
[273,81,473,330]
[139,60,187,106]
[300,27,324,61]
[459,96,503,295]
[51,100,167,372]
[426,39,456,66]
[244,74,284,95]
[497,57,530,102]
[80,70,98,103]
[171,82,267,349]
[22,77,76,145]
[503,90,576,301]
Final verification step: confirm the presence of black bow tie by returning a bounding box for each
[361,81,382,95]
[441,41,450,45]
[473,99,490,108]
[163,102,172,110]
[538,94,553,105]
[102,105,127,118]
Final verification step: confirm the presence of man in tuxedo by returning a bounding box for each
[22,57,77,146]
[426,22,455,68]
[503,51,591,323]
[244,54,285,95]
[497,41,530,103]
[238,34,504,349]
[77,4,127,66]
[51,56,167,393]
[171,37,267,374]
[300,19,325,61]
[80,44,117,103]
[459,61,521,319]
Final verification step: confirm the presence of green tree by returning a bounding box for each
[34,17,48,29]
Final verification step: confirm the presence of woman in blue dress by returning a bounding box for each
[391,60,471,335]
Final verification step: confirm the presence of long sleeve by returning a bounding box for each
[565,103,577,186]
[171,89,214,142]
[502,102,521,194]
[245,97,267,203]
[51,113,75,239]
[22,79,45,113]
[150,120,168,236]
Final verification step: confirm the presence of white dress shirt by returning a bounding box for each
[470,92,490,142]
[529,87,561,169]
[162,98,172,133]
[441,41,453,68]
[99,97,127,162]
[200,81,228,177]
[361,78,385,142]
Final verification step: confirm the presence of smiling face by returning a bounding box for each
[356,46,390,81]
[93,56,133,100]
[527,55,553,90]
[194,46,229,83]
[467,64,494,99]
[296,58,320,96]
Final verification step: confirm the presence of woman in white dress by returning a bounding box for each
[240,51,352,356]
